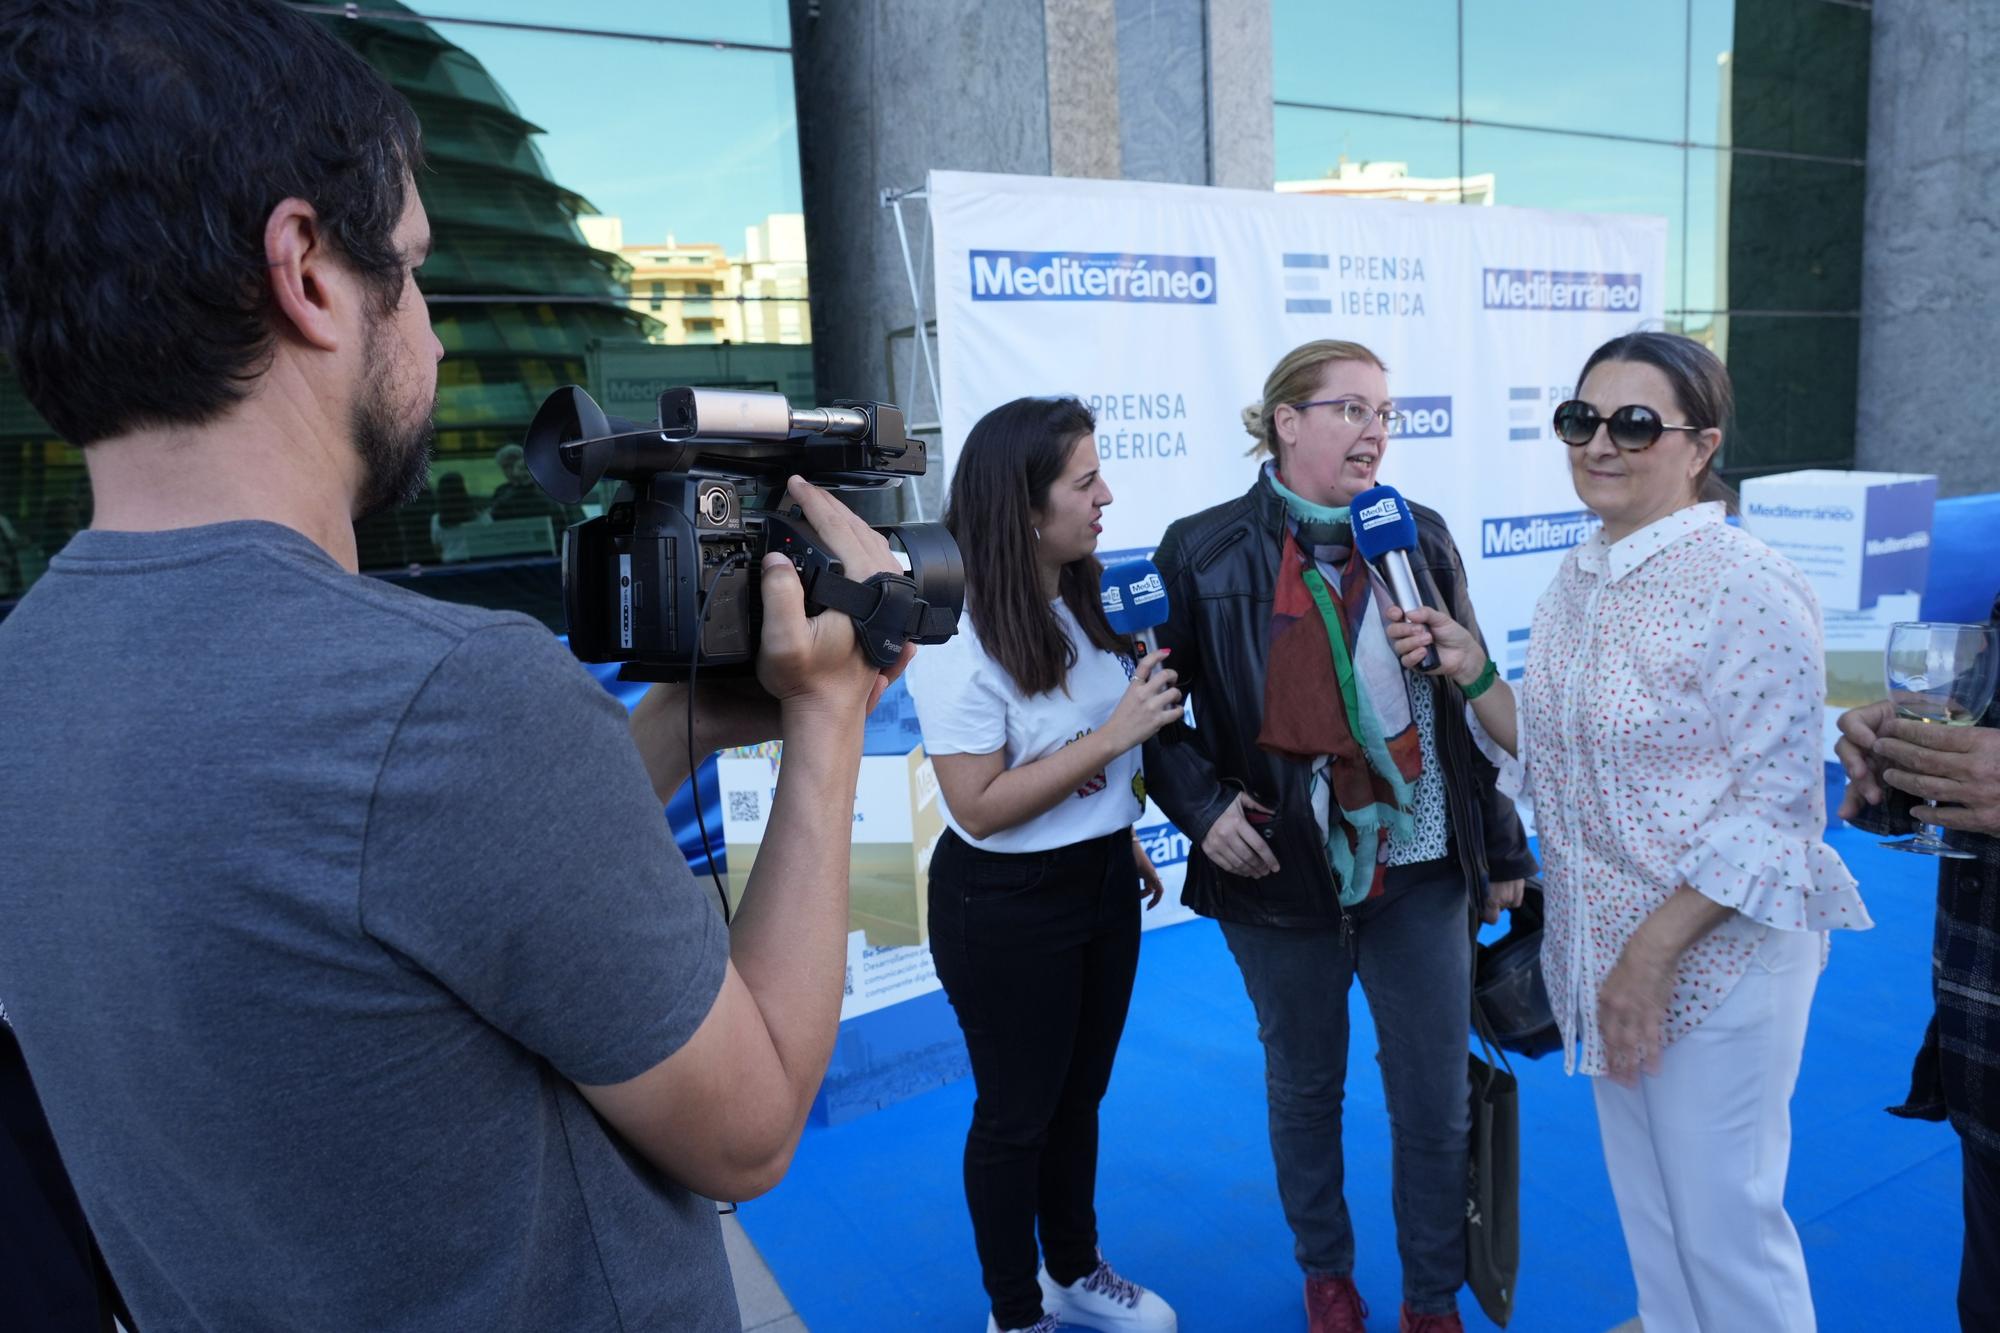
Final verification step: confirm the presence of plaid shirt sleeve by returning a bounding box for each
[1887,591,2000,1152]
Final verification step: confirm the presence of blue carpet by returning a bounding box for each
[739,814,1962,1331]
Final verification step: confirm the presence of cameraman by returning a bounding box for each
[0,2,903,1329]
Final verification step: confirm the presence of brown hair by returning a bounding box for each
[1241,339,1389,465]
[944,396,1128,697]
[1578,331,1738,513]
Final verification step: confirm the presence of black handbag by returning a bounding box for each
[1465,899,1523,1327]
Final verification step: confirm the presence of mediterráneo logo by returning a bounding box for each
[1396,395,1452,439]
[1746,501,1857,523]
[1482,509,1602,558]
[1482,268,1641,313]
[971,250,1217,304]
[1865,532,1930,557]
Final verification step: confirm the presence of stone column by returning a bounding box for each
[789,0,1271,518]
[1856,3,2000,496]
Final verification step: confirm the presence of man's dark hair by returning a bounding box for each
[0,0,425,445]
[944,396,1127,697]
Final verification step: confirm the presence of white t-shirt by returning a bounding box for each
[905,601,1146,853]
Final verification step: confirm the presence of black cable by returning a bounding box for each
[687,552,749,922]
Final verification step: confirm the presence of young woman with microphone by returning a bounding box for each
[1144,340,1536,1333]
[1385,332,1870,1333]
[904,395,1182,1333]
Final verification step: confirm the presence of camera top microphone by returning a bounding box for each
[1099,558,1171,657]
[1348,484,1441,673]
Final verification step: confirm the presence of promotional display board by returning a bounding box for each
[928,169,1669,904]
[1741,470,1940,759]
[1739,469,1938,614]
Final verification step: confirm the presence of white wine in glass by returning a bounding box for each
[1881,621,1999,858]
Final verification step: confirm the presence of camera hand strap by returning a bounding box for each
[806,569,922,669]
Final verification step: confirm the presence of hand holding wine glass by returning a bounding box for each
[1878,621,2000,858]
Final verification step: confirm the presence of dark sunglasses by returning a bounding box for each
[1552,400,1704,452]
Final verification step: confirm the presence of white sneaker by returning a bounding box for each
[1037,1258,1177,1332]
[985,1315,1062,1333]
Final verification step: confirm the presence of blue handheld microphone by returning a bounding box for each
[1099,558,1171,657]
[1349,484,1440,673]
[1100,557,1184,743]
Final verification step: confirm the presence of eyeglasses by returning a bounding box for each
[1552,400,1704,452]
[1291,398,1404,433]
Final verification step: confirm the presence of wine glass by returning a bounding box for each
[1881,621,2000,858]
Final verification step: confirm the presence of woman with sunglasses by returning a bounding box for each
[1144,340,1537,1333]
[905,395,1182,1333]
[1387,331,1871,1333]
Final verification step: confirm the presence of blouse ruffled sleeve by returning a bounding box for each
[1673,558,1873,933]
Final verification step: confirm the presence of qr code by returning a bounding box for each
[728,790,762,823]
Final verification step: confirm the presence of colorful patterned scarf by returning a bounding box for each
[1257,469,1423,904]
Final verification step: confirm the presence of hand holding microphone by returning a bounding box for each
[1350,484,1492,689]
[1383,604,1485,686]
[1101,558,1186,744]
[1104,647,1182,750]
[1349,483,1441,672]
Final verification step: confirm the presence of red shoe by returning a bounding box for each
[1304,1275,1368,1333]
[1399,1306,1464,1333]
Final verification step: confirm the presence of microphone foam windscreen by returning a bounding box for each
[1349,484,1420,559]
[1099,559,1170,635]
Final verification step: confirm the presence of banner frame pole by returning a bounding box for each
[881,182,941,522]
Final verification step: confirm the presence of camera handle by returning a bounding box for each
[763,507,924,668]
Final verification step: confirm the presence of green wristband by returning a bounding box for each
[1461,658,1499,700]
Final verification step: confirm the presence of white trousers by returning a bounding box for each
[1591,926,1822,1333]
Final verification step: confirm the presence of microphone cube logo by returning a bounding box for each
[1483,268,1642,313]
[1100,584,1125,614]
[1356,496,1401,529]
[971,250,1217,304]
[1128,571,1167,604]
[1394,396,1452,439]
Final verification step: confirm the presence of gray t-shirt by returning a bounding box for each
[0,522,735,1330]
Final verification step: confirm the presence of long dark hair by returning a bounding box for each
[945,396,1127,696]
[1579,331,1738,512]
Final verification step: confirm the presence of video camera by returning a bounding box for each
[523,385,963,683]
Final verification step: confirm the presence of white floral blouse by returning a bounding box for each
[1499,502,1873,1075]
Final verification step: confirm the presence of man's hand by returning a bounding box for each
[758,478,911,715]
[1483,877,1525,926]
[627,478,915,799]
[1834,698,1895,820]
[1202,791,1281,878]
[1875,716,2000,837]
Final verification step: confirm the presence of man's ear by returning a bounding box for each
[264,198,343,353]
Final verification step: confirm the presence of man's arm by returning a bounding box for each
[581,480,905,1201]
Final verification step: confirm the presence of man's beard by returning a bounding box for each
[351,321,437,523]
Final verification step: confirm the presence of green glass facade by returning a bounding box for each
[0,1,810,622]
[1272,0,1871,484]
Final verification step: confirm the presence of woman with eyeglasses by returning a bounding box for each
[1144,340,1537,1333]
[1387,331,1871,1333]
[904,395,1182,1333]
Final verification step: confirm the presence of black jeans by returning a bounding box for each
[928,827,1143,1331]
[1964,1137,2000,1330]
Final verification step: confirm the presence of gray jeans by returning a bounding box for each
[1219,860,1472,1314]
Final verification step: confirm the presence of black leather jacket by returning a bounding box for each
[1144,476,1538,928]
